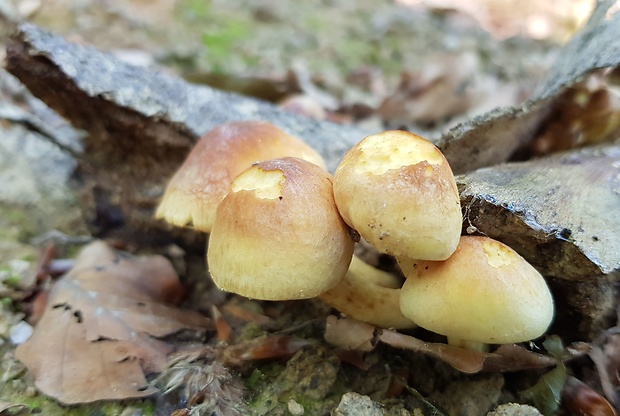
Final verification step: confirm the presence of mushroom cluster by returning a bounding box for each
[156,121,555,349]
[155,120,326,233]
[332,129,554,350]
[156,120,414,329]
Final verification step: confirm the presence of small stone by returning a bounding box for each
[120,407,143,416]
[9,321,33,345]
[333,392,385,416]
[486,403,543,416]
[287,399,305,415]
[24,386,37,397]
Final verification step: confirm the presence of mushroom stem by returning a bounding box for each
[446,337,489,353]
[349,254,402,289]
[319,255,416,329]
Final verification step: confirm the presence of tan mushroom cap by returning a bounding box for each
[333,130,462,261]
[155,121,326,233]
[400,236,554,345]
[207,157,354,301]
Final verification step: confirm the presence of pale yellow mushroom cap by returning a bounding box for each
[400,236,555,344]
[155,121,326,233]
[207,157,354,301]
[333,130,462,261]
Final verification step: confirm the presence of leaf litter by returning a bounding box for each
[15,240,211,405]
[324,316,557,374]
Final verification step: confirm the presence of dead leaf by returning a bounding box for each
[220,303,274,326]
[0,401,30,415]
[561,376,617,416]
[520,363,565,415]
[279,94,327,120]
[220,335,312,367]
[481,344,559,373]
[212,305,233,343]
[376,327,488,373]
[324,315,375,352]
[324,316,556,374]
[378,52,486,128]
[593,302,620,408]
[588,327,620,408]
[15,241,211,404]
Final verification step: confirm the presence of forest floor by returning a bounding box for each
[0,1,608,415]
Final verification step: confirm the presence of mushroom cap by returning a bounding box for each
[333,130,461,261]
[155,121,326,233]
[399,236,554,344]
[207,157,354,300]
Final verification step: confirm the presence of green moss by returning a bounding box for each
[236,322,268,342]
[4,274,21,287]
[520,336,568,416]
[19,254,35,262]
[0,199,86,249]
[4,209,29,226]
[0,206,38,243]
[201,20,251,72]
[1,384,156,416]
[246,362,285,392]
[245,345,346,415]
[181,0,211,20]
[177,0,256,73]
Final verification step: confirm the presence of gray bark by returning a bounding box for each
[458,144,620,338]
[440,0,620,173]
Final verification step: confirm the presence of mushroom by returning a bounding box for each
[207,157,355,300]
[155,122,414,327]
[319,255,415,329]
[333,130,462,262]
[155,120,326,233]
[205,156,415,328]
[399,235,555,351]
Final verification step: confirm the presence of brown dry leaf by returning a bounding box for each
[324,316,556,374]
[589,323,620,408]
[0,401,30,415]
[379,52,499,128]
[220,335,312,367]
[375,327,488,373]
[324,315,375,352]
[595,333,620,406]
[15,241,211,405]
[561,376,618,416]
